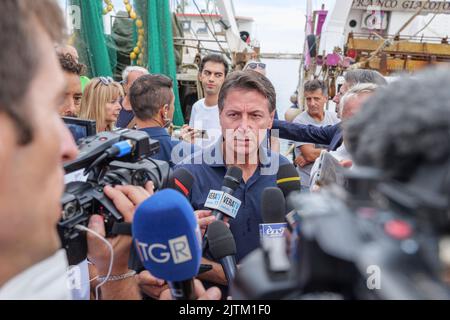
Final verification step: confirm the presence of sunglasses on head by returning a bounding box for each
[247,62,266,70]
[94,76,114,89]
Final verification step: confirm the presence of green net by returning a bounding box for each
[70,0,114,77]
[136,0,184,126]
[69,0,185,125]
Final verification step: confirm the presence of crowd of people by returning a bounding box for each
[1,0,449,301]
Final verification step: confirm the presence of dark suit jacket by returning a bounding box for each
[272,119,343,151]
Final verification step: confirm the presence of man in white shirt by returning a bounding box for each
[188,54,229,147]
[293,80,340,191]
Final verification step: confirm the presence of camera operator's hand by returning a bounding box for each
[87,183,154,273]
[136,270,169,300]
[159,279,222,300]
[103,182,155,223]
[86,182,154,299]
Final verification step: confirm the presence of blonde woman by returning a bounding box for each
[79,77,123,132]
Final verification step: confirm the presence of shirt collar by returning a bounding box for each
[139,127,170,138]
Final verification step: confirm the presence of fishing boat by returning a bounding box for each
[296,0,450,108]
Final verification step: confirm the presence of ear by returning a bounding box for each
[161,104,169,116]
[0,112,18,164]
[268,110,275,129]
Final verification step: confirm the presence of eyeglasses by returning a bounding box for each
[247,62,266,70]
[94,76,114,89]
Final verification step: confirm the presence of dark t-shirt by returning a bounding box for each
[116,99,135,128]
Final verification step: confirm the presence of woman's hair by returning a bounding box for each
[79,78,124,132]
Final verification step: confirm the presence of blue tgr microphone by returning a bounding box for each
[132,189,202,299]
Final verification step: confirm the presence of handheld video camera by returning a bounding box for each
[287,167,450,299]
[59,128,170,265]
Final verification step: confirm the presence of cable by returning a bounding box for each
[75,224,114,301]
[192,0,231,59]
[412,13,438,38]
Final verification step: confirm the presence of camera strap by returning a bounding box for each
[111,222,132,236]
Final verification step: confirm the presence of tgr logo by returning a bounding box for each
[136,235,192,264]
[366,265,381,290]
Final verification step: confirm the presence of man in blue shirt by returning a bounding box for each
[129,74,195,167]
[175,71,293,286]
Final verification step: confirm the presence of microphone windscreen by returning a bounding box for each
[276,163,301,197]
[261,187,286,223]
[168,167,195,197]
[207,220,237,260]
[132,189,202,282]
[223,166,243,191]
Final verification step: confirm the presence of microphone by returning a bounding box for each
[132,189,202,300]
[276,163,301,199]
[260,187,290,273]
[276,163,301,216]
[230,188,297,299]
[168,167,195,198]
[204,166,243,221]
[207,220,237,283]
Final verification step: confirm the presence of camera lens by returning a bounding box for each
[62,201,78,220]
[132,169,149,186]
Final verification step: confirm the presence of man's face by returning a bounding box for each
[59,71,82,117]
[199,62,226,96]
[305,89,327,118]
[0,28,78,262]
[333,82,349,105]
[125,71,145,95]
[341,92,372,121]
[220,89,274,159]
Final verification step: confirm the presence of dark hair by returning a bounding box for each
[0,0,65,145]
[304,79,328,96]
[218,70,276,113]
[346,68,450,182]
[200,54,229,76]
[58,53,84,76]
[130,74,174,121]
[344,69,387,87]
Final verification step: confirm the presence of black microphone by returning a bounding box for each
[277,163,301,226]
[276,163,301,198]
[207,220,238,284]
[168,167,195,198]
[260,187,290,273]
